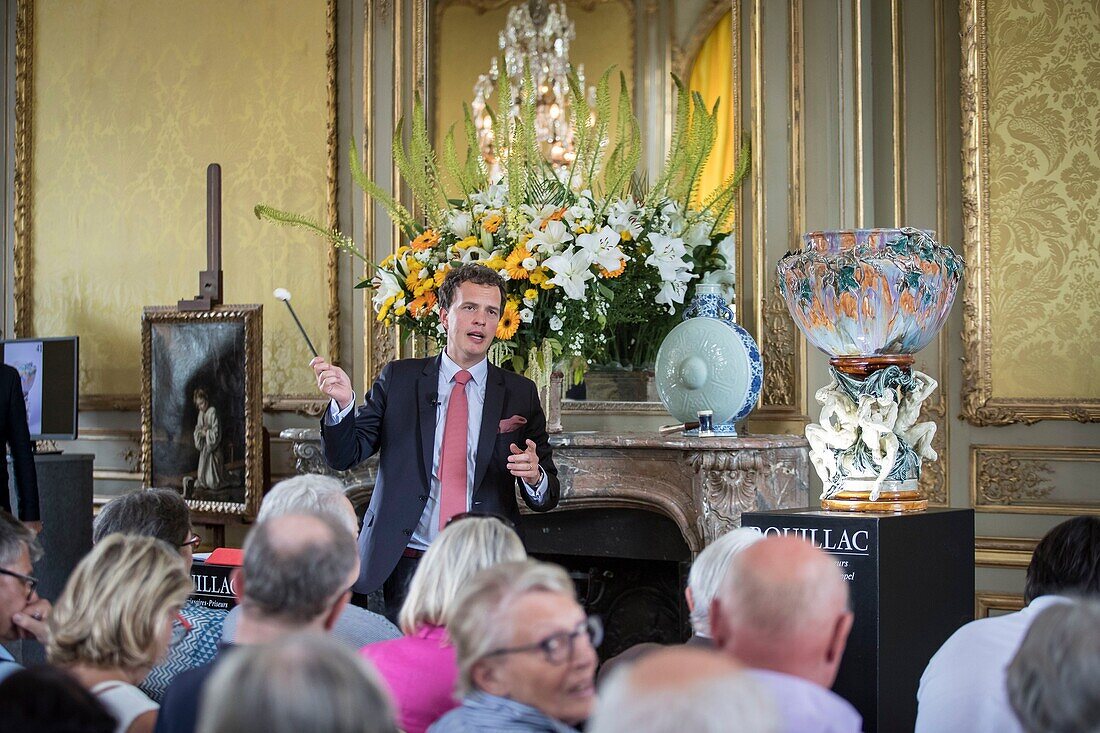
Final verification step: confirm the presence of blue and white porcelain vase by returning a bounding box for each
[655,284,764,436]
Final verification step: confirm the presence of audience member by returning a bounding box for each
[916,516,1100,733]
[1006,599,1100,733]
[430,560,599,733]
[362,515,526,733]
[589,646,778,733]
[710,536,860,733]
[196,631,398,733]
[48,535,192,733]
[155,513,357,733]
[0,665,117,733]
[0,509,50,681]
[93,489,224,702]
[598,527,762,683]
[220,474,399,647]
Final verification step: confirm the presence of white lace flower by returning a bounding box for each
[522,257,538,271]
[549,315,564,332]
[520,307,534,323]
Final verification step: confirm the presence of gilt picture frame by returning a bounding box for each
[141,305,264,519]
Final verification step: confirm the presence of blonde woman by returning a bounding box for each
[361,515,526,733]
[48,535,192,733]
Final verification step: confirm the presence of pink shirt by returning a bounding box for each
[360,624,459,733]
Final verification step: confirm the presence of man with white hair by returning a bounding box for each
[219,474,400,648]
[710,535,861,733]
[430,560,599,732]
[598,527,762,682]
[588,646,779,733]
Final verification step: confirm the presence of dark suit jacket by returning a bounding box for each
[0,364,38,522]
[154,643,232,733]
[321,356,560,593]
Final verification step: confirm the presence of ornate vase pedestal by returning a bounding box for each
[819,355,927,513]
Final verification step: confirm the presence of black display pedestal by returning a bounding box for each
[7,452,94,666]
[741,508,974,733]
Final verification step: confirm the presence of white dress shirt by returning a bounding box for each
[327,351,547,550]
[915,595,1072,733]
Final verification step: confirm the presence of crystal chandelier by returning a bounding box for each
[471,0,586,180]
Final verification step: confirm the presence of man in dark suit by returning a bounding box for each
[0,364,39,532]
[310,263,559,618]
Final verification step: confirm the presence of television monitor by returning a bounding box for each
[2,336,79,440]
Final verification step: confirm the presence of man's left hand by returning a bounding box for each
[507,439,542,485]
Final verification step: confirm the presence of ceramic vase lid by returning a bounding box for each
[655,315,761,425]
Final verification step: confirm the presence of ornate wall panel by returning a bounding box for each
[751,0,808,426]
[18,0,338,410]
[959,0,1100,424]
[970,445,1100,515]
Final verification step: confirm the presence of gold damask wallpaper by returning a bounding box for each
[986,0,1100,399]
[31,0,332,400]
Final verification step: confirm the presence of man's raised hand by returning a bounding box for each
[310,356,354,411]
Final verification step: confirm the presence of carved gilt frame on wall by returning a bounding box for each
[12,0,340,415]
[141,305,264,520]
[958,0,1100,426]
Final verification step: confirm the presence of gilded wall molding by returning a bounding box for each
[974,536,1037,569]
[975,592,1024,619]
[918,391,948,505]
[761,281,797,407]
[13,0,34,338]
[971,445,1100,515]
[958,0,1100,425]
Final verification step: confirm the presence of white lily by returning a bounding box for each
[607,197,644,239]
[529,219,574,255]
[655,275,694,313]
[470,184,507,213]
[683,220,712,251]
[576,226,629,273]
[372,270,404,311]
[645,233,692,281]
[544,247,596,300]
[447,211,473,238]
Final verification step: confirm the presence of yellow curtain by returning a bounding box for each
[688,10,734,208]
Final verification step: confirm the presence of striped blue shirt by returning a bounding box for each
[428,691,580,733]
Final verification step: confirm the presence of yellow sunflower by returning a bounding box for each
[496,302,521,340]
[504,247,532,280]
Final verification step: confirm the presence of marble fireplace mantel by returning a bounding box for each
[279,429,809,553]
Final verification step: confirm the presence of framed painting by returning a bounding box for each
[141,305,264,519]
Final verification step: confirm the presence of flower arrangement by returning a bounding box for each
[256,66,749,382]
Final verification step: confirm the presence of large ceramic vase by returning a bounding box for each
[777,228,962,512]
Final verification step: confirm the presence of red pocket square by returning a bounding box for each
[498,415,528,433]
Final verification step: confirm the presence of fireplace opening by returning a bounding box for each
[522,507,692,661]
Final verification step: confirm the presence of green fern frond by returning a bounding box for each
[441,124,470,196]
[600,71,640,205]
[410,93,447,209]
[582,67,614,189]
[462,104,489,189]
[254,204,369,265]
[349,143,419,240]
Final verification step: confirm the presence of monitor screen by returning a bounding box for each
[2,337,79,440]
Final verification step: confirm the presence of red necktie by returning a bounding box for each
[438,369,473,529]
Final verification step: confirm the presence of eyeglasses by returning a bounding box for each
[444,512,517,531]
[179,533,202,550]
[169,612,192,646]
[484,616,603,665]
[0,567,39,601]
